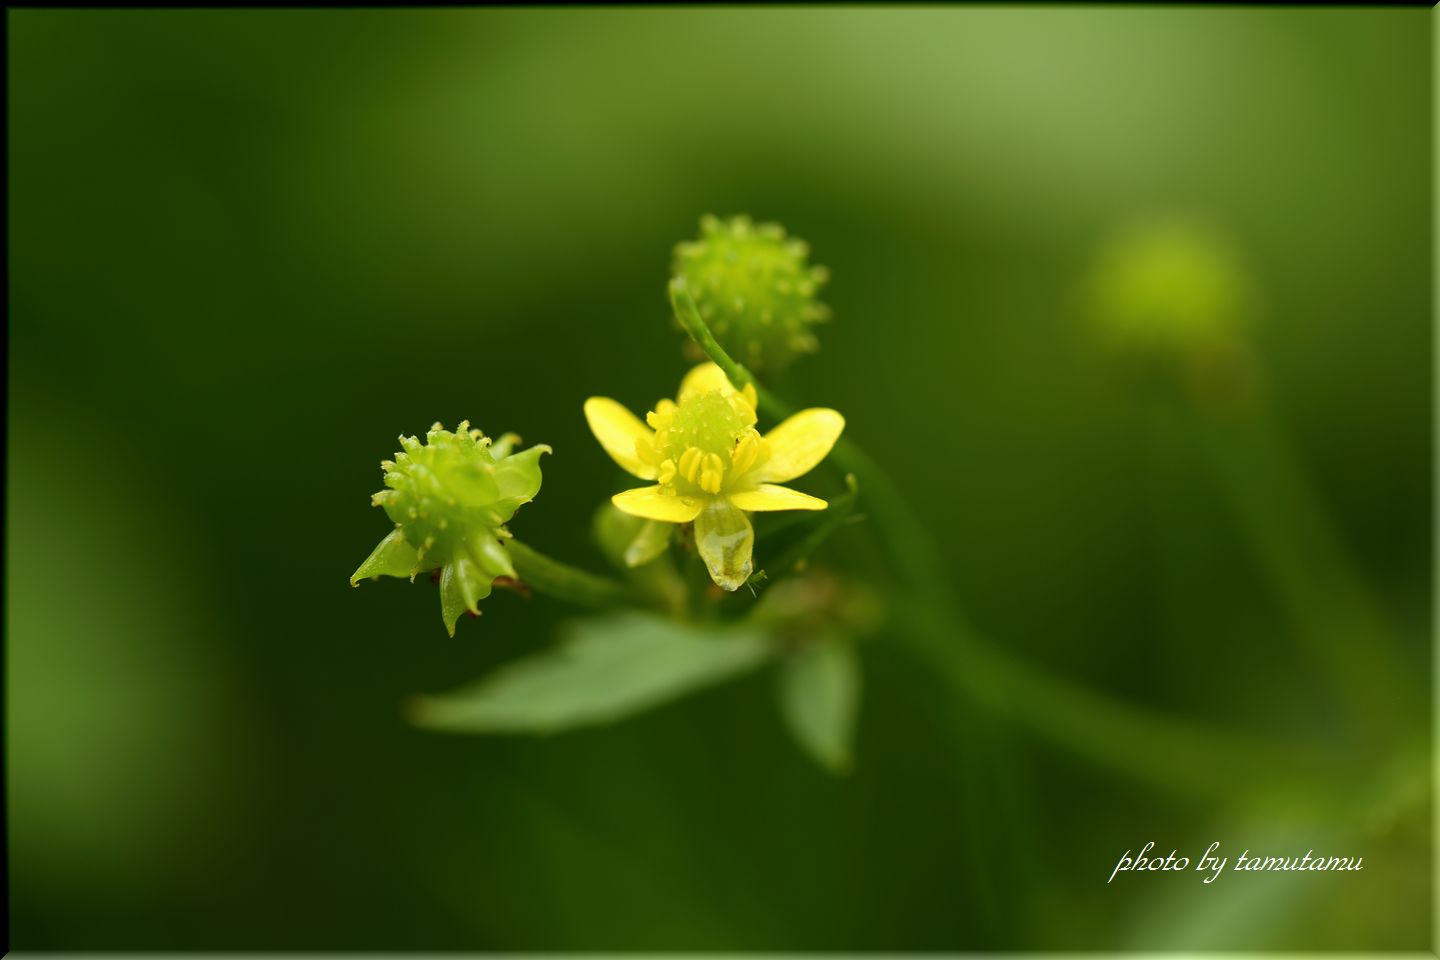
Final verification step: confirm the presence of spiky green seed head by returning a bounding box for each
[350,421,550,635]
[672,214,830,373]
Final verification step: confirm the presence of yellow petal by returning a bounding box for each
[584,397,658,480]
[729,484,828,512]
[755,408,845,483]
[678,362,736,401]
[694,500,755,591]
[634,436,661,467]
[612,486,703,523]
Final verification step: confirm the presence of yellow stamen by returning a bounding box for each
[698,453,726,495]
[679,447,703,483]
[729,387,759,423]
[731,432,759,475]
[658,459,677,485]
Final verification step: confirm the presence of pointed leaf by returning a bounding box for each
[410,611,773,733]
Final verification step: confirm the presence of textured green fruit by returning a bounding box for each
[672,214,830,373]
[350,421,549,635]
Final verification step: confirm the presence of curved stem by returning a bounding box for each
[505,539,629,609]
[1188,369,1415,739]
[670,280,1328,794]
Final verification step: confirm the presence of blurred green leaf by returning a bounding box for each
[410,611,773,734]
[777,638,861,775]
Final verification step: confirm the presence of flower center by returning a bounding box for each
[641,390,766,498]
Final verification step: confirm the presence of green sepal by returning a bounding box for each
[694,499,755,591]
[624,521,673,568]
[492,443,551,520]
[439,536,518,636]
[351,527,419,585]
[594,503,673,570]
[594,504,639,568]
[489,432,521,460]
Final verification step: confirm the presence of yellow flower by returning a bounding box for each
[584,363,845,591]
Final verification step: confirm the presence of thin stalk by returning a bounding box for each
[1188,367,1416,740]
[505,539,629,609]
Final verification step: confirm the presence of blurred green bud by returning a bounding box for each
[593,503,673,570]
[1086,217,1253,355]
[672,214,830,373]
[351,421,550,636]
[592,503,687,615]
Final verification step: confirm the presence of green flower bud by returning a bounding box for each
[593,503,673,570]
[350,421,550,636]
[1086,217,1253,355]
[672,214,830,373]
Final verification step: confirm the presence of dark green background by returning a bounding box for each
[7,8,1431,950]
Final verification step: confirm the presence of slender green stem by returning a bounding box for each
[1189,371,1415,739]
[505,539,629,609]
[671,281,1330,795]
[671,279,751,384]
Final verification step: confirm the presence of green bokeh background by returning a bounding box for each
[7,7,1431,951]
